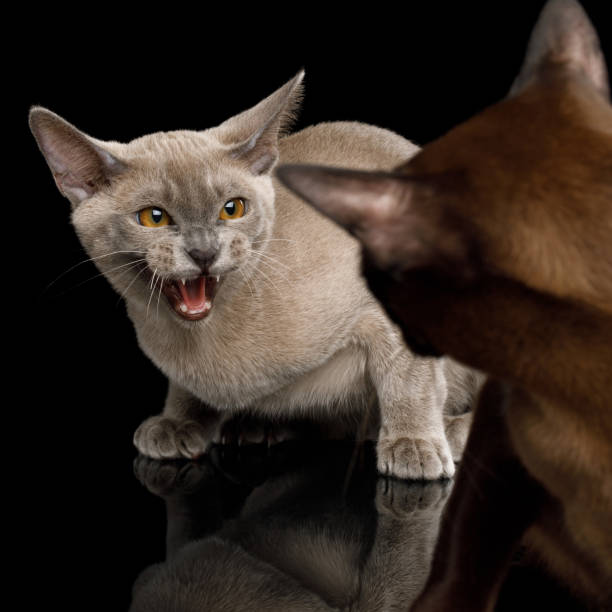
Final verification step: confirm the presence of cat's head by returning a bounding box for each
[30,71,304,323]
[277,0,612,362]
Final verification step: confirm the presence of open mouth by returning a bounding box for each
[161,275,220,321]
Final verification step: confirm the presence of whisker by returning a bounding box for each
[253,257,293,285]
[116,263,149,305]
[254,267,283,296]
[106,258,149,277]
[49,259,147,299]
[156,275,164,321]
[248,249,295,273]
[110,260,150,287]
[251,238,297,245]
[239,269,256,300]
[44,250,147,292]
[147,269,159,319]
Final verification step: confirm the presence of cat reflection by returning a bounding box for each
[131,442,450,611]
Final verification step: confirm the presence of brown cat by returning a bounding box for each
[277,0,612,609]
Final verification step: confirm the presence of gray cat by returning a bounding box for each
[29,71,483,479]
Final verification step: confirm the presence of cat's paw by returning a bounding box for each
[377,436,455,480]
[134,455,213,497]
[376,478,452,518]
[134,416,212,460]
[444,412,473,463]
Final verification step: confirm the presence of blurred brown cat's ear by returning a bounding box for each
[277,164,403,230]
[277,164,472,275]
[216,70,304,175]
[29,107,127,207]
[510,0,609,100]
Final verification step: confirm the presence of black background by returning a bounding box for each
[16,2,611,609]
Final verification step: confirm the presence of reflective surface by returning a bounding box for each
[128,441,585,611]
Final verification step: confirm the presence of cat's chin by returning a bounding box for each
[161,275,220,322]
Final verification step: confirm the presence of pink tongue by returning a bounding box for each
[177,277,207,310]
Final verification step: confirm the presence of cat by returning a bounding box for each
[29,73,483,480]
[130,443,451,611]
[276,0,612,608]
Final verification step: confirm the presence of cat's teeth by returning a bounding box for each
[181,278,186,285]
[180,304,188,313]
[215,276,220,282]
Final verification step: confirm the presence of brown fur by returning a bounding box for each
[276,1,612,607]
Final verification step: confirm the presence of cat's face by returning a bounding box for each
[30,71,303,324]
[72,132,276,322]
[277,0,612,358]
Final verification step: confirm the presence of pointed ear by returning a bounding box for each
[277,164,478,278]
[510,0,609,100]
[215,70,304,175]
[276,164,404,230]
[276,164,427,269]
[29,107,127,207]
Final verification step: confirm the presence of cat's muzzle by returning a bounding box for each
[161,275,220,321]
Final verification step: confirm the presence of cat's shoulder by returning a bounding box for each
[279,121,419,168]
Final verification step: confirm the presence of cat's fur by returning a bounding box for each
[29,74,483,480]
[131,444,450,611]
[277,0,612,608]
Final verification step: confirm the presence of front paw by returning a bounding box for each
[134,416,211,460]
[377,436,455,480]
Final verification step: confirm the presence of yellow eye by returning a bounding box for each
[219,198,246,220]
[137,207,172,228]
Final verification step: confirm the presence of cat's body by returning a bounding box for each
[131,122,410,414]
[29,77,482,480]
[278,1,612,608]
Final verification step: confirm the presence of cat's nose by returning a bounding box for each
[188,248,217,273]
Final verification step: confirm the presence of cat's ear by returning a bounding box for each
[510,0,609,100]
[29,107,127,207]
[277,164,445,270]
[277,164,403,233]
[215,70,304,175]
[277,164,477,279]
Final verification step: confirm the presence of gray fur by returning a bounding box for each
[29,71,483,479]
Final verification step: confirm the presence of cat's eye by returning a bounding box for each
[137,207,173,228]
[219,198,246,220]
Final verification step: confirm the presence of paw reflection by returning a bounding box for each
[376,478,452,518]
[133,455,214,497]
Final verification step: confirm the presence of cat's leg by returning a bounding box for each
[362,314,454,479]
[374,351,454,480]
[443,412,473,463]
[442,358,485,462]
[133,382,224,460]
[410,379,546,612]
